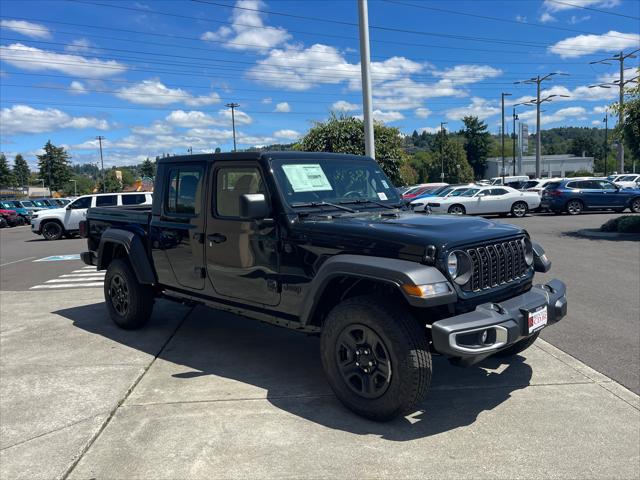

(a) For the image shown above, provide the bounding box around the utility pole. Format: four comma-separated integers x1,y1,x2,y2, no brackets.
440,122,447,181
187,146,193,155
512,107,518,176
71,179,77,197
515,73,569,178
47,150,52,196
358,0,375,159
96,135,105,192
225,102,239,151
603,114,609,177
501,92,511,182
589,49,639,174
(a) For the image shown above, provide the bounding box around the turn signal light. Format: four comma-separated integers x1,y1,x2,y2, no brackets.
402,282,450,298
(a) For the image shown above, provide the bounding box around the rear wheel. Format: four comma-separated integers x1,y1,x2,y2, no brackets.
566,199,583,215
320,295,431,421
42,221,63,240
448,204,466,215
510,201,528,218
104,258,154,329
494,332,540,357
630,198,640,213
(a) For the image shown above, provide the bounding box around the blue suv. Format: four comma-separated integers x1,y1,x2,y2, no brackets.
541,178,640,215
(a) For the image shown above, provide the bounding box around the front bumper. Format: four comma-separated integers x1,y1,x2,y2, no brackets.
431,279,567,364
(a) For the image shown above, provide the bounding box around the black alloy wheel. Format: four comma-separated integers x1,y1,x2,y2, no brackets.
109,273,130,317
335,324,392,399
42,221,63,240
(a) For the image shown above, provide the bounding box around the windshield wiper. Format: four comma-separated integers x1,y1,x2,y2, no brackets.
339,199,398,210
290,201,356,213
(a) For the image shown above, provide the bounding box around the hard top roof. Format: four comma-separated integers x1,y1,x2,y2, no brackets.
156,151,373,164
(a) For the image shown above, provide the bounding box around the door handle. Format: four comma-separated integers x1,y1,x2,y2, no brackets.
207,233,227,244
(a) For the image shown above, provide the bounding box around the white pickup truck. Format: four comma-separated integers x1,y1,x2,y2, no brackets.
31,192,152,240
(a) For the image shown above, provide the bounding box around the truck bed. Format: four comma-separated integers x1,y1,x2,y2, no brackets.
87,205,152,226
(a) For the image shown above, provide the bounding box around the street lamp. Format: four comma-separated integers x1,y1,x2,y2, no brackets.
512,108,519,176
603,114,609,178
501,92,512,181
36,178,45,189
439,122,447,181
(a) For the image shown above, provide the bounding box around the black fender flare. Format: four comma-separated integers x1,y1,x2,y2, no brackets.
97,228,156,284
300,254,456,326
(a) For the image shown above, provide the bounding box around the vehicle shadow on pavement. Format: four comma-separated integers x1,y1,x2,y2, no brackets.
53,302,533,442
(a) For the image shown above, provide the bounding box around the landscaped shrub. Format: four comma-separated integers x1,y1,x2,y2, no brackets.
600,215,640,233
600,218,619,232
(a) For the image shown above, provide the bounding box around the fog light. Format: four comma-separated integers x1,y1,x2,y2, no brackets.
479,329,488,344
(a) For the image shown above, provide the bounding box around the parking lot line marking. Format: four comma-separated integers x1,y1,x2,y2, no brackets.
30,282,104,289
71,269,101,273
34,254,81,262
46,278,105,283
0,256,36,267
60,272,106,277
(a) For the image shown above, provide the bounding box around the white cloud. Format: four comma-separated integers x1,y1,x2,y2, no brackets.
432,64,502,85
591,119,602,126
592,105,609,114
515,15,527,22
511,81,619,106
0,20,51,39
69,81,87,95
356,110,404,123
131,122,174,135
115,80,220,106
165,108,252,127
0,43,127,78
568,15,591,24
218,108,252,125
274,102,291,112
415,107,431,118
273,129,300,140
64,38,93,53
446,97,500,121
543,0,620,12
549,31,639,58
0,104,109,135
200,0,290,52
332,100,359,112
419,127,441,134
261,97,272,104
539,12,557,23
518,106,588,125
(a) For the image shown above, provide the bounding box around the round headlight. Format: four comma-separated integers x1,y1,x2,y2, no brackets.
523,238,534,266
447,252,458,278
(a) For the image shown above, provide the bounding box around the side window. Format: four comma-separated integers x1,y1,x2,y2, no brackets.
597,180,616,190
215,167,265,217
96,195,117,207
122,194,147,205
166,167,203,216
492,188,508,195
69,197,92,209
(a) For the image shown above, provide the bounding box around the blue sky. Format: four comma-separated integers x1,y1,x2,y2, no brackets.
1,0,639,167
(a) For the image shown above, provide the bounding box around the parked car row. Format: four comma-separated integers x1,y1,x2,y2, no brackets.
0,208,26,227
541,178,640,215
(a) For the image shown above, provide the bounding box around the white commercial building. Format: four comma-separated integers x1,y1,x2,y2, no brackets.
485,154,594,179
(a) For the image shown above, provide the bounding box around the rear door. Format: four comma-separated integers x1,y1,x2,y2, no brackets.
205,162,280,306
64,196,93,230
152,163,206,290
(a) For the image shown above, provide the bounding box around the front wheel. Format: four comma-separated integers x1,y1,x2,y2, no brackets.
510,201,528,218
448,204,466,215
566,199,583,215
104,258,154,329
41,221,63,240
320,295,432,421
630,198,640,213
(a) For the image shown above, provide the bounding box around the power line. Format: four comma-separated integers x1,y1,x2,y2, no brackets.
546,0,640,20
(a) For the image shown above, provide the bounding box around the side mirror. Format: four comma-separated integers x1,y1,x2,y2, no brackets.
476,192,486,197
239,193,269,220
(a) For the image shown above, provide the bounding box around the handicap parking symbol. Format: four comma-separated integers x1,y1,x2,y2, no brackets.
34,254,81,262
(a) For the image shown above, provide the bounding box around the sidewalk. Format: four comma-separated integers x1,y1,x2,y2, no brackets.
1,289,638,479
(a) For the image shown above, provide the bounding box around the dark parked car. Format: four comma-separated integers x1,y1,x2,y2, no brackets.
541,179,640,215
81,152,567,420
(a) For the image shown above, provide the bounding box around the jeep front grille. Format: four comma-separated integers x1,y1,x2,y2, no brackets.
463,239,528,292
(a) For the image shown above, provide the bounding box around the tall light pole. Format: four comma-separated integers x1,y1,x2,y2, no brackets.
225,102,239,151
603,114,609,177
358,0,375,159
501,92,512,181
440,121,447,181
36,178,45,189
96,135,105,192
589,49,639,173
515,73,569,178
512,108,518,176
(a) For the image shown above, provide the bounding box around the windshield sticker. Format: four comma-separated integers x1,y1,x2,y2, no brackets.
377,192,388,201
381,180,389,189
282,164,333,192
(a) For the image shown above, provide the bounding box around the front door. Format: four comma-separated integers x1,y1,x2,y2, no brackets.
205,163,280,306
152,163,206,290
596,180,626,208
64,196,92,230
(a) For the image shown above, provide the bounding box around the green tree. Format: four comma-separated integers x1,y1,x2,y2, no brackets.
139,157,156,178
119,167,136,186
62,175,95,196
298,114,404,185
96,169,122,193
37,140,72,191
461,116,491,179
408,151,433,183
12,154,30,187
429,135,474,184
398,161,418,186
612,72,640,166
0,153,15,187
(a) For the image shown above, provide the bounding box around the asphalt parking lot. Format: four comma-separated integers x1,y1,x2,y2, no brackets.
1,213,638,479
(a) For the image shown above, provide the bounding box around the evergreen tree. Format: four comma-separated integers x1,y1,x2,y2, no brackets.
0,153,14,187
37,141,72,191
13,154,30,187
461,116,492,179
140,157,156,178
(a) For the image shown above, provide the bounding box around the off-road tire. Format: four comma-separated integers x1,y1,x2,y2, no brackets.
320,295,432,421
448,204,466,215
41,221,63,240
494,331,540,357
630,197,640,213
566,199,584,215
511,201,528,218
104,258,154,330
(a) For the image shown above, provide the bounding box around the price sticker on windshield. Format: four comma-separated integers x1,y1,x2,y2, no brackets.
282,164,333,192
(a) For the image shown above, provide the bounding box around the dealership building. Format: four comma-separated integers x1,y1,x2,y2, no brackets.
484,154,594,179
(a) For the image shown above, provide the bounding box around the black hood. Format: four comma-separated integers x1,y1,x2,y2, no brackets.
291,211,525,260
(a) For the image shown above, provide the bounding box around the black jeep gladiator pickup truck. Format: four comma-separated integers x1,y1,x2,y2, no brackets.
81,152,567,420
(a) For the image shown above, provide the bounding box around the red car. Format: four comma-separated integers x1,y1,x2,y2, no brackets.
0,209,24,227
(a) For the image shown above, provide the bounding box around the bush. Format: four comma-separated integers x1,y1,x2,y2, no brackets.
600,215,640,233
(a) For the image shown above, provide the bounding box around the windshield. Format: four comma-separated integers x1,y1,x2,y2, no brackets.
20,201,35,207
271,158,401,209
460,188,481,197
430,185,451,196
32,200,47,207
0,202,14,209
449,188,470,197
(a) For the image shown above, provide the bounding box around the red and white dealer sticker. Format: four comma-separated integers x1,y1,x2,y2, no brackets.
528,306,548,333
